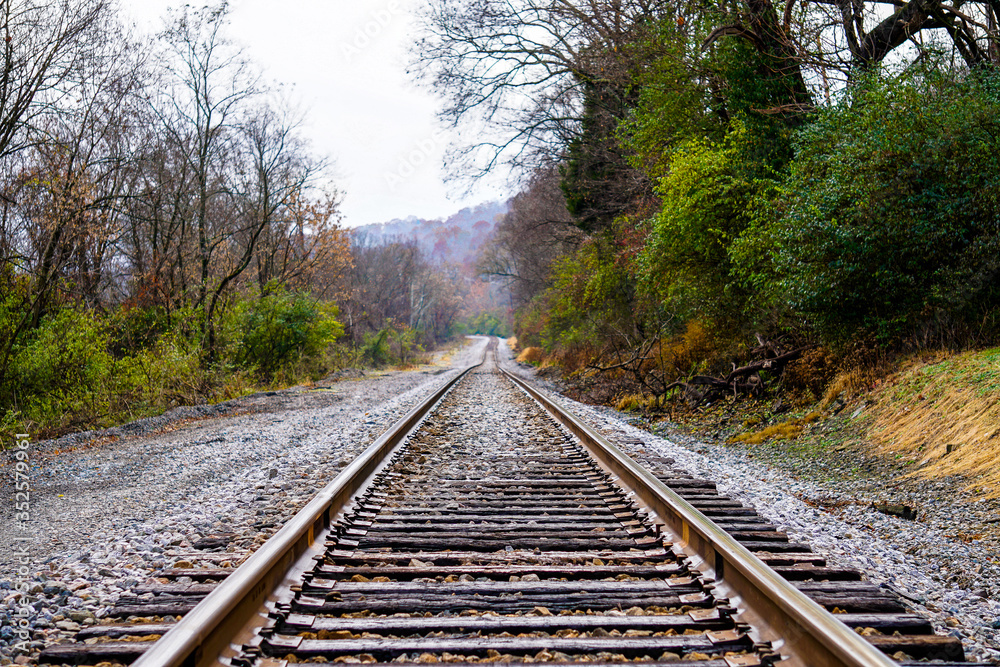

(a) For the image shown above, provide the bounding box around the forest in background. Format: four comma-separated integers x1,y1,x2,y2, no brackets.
428,0,1000,409
0,1,507,441
5,0,1000,441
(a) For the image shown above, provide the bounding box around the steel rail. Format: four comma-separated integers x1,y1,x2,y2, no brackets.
501,367,898,667
132,353,486,667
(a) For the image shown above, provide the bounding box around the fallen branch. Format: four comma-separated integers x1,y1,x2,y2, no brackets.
671,346,812,407
724,347,808,382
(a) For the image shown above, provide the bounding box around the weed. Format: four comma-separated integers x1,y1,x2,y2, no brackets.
516,347,545,365
730,411,823,444
615,393,668,412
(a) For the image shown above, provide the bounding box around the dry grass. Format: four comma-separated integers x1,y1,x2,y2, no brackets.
822,356,898,405
516,347,545,365
506,336,518,351
865,347,1000,496
783,347,837,405
647,321,716,379
615,393,667,412
729,411,823,444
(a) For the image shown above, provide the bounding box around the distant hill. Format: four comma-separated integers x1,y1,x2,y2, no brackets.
352,201,509,270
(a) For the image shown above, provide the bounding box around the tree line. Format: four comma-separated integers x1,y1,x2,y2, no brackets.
422,0,1000,405
0,1,476,439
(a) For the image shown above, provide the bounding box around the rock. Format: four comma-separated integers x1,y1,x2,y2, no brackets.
192,535,232,550
873,503,918,521
171,561,194,569
771,397,790,415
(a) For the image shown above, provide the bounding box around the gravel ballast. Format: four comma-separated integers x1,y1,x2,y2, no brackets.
0,339,487,664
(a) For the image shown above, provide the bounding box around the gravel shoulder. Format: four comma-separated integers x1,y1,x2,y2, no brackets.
0,337,488,663
498,342,1000,664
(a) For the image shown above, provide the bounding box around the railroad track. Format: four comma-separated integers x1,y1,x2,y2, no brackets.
40,340,986,667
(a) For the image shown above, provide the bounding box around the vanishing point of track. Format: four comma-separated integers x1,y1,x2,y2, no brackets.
41,339,985,667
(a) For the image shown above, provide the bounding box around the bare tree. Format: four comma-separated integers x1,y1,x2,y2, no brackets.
709,0,999,89
121,122,194,309
121,4,349,323
478,165,582,307
0,4,149,390
0,0,116,161
824,0,999,71
342,234,426,340
154,2,259,316
236,100,330,292
414,0,668,181
253,187,349,297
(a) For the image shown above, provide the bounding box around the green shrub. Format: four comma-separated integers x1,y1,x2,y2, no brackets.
14,309,113,415
639,121,777,326
542,239,626,351
0,290,349,438
0,274,33,396
136,331,208,404
761,65,1000,343
106,305,173,357
9,309,134,431
361,322,423,368
236,289,344,379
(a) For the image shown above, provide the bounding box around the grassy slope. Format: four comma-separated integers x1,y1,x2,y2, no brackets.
866,347,1000,495
667,347,1000,498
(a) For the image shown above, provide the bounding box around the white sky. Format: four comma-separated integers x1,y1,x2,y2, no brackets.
118,0,508,227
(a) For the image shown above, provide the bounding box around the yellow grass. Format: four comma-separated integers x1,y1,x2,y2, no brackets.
866,347,1000,497
506,336,518,350
615,393,667,412
730,411,823,445
516,347,545,365
821,353,897,405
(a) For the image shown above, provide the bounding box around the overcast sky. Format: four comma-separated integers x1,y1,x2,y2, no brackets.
118,0,508,227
